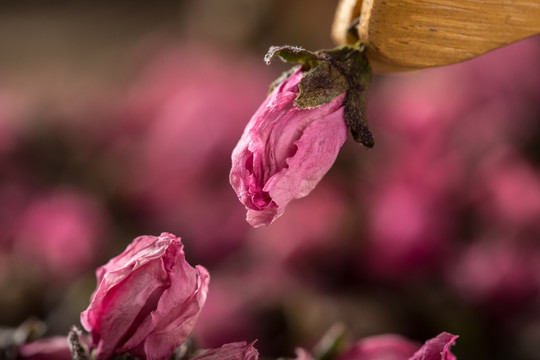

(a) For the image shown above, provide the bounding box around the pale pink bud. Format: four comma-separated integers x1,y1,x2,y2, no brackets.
230,69,347,227
80,233,210,360
191,341,259,360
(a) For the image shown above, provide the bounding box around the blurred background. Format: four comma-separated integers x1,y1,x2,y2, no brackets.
0,1,540,359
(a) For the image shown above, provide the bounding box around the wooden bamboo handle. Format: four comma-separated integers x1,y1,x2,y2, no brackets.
332,0,540,72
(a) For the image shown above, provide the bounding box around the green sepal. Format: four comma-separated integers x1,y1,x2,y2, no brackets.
265,43,374,148
294,61,349,109
265,45,321,70
344,87,374,147
320,45,373,147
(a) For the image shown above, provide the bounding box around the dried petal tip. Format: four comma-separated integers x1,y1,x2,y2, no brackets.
410,332,459,360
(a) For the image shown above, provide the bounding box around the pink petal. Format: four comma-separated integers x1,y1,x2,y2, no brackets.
409,332,459,360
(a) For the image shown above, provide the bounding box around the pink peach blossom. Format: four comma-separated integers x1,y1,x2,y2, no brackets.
449,238,538,305
13,190,106,281
363,181,451,279
230,68,347,227
81,233,210,360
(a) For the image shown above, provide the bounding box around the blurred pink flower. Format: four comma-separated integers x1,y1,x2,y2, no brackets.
17,336,72,360
367,38,540,165
449,238,538,305
12,189,107,281
120,46,270,207
230,68,347,227
81,233,210,360
250,185,346,261
357,38,540,285
191,341,259,360
474,151,540,229
194,277,257,349
363,181,451,279
194,264,295,349
337,332,458,360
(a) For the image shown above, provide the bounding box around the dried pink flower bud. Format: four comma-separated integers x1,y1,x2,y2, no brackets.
190,341,259,360
230,68,347,227
80,232,210,360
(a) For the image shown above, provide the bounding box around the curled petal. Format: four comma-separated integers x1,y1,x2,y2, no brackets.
409,332,459,360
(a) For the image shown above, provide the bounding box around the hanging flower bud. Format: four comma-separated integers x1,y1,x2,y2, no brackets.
230,68,347,226
80,233,210,360
230,44,373,227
